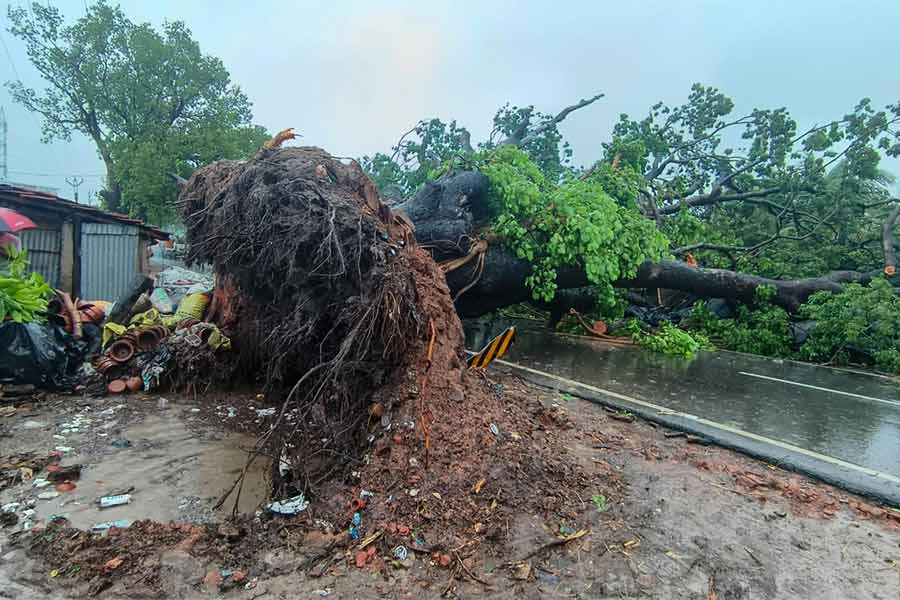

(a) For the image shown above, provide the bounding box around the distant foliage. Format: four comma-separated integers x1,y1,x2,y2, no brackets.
799,278,900,373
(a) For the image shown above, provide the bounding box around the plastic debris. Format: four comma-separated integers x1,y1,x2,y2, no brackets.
54,446,74,453
348,525,360,539
360,489,375,498
393,545,408,561
312,589,332,596
104,557,125,572
489,423,500,436
352,512,362,526
99,494,132,508
111,439,132,448
266,494,309,515
2,502,20,513
37,491,60,500
255,407,276,417
33,478,51,488
149,287,174,314
92,519,132,532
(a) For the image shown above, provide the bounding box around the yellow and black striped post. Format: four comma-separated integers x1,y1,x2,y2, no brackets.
467,326,516,369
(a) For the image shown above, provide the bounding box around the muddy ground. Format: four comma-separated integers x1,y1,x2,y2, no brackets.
1,374,898,599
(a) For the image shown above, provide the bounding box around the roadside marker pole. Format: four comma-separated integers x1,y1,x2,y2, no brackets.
467,326,516,369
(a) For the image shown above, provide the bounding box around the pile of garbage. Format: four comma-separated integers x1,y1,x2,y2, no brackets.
0,250,232,393
88,270,232,396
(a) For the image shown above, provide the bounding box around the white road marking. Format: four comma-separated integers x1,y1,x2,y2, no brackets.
490,357,900,487
738,371,900,409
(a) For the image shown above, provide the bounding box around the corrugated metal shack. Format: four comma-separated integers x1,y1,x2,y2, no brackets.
0,184,169,301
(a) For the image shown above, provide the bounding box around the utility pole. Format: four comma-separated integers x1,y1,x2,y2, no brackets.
66,176,84,202
0,107,7,182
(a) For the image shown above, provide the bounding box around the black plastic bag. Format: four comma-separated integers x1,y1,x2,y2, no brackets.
0,321,76,389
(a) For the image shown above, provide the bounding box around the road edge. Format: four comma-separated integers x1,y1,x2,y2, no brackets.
490,358,900,509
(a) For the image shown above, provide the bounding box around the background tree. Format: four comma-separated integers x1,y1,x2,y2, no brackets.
6,1,267,223
361,94,603,199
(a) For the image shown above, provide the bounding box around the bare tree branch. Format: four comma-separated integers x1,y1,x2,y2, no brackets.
500,93,605,146
658,187,783,215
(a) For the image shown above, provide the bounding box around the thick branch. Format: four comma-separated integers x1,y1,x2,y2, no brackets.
658,187,783,215
500,94,604,147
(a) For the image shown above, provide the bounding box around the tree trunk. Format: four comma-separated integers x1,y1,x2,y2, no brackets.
97,149,123,213
397,171,880,317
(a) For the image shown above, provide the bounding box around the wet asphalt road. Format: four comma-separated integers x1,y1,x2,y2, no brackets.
465,320,900,500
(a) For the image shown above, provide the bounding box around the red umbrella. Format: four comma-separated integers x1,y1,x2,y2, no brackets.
0,208,36,233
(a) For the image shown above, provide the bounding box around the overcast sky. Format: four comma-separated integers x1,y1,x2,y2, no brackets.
1,0,898,208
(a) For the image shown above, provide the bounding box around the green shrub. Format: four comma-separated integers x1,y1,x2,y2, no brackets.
687,287,794,358
799,278,900,373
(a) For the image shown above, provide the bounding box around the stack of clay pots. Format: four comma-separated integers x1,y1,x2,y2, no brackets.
96,324,171,394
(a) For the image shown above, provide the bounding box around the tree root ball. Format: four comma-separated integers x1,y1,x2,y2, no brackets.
178,146,467,492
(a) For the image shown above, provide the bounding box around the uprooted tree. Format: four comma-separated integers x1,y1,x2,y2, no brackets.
176,144,593,535
366,86,900,320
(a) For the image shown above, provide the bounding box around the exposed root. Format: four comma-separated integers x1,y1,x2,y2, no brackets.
180,147,444,496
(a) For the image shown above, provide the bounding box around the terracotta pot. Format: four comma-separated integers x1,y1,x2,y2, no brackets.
107,379,127,394
108,339,136,363
94,357,116,373
125,376,143,392
55,482,76,493
136,329,160,350
78,304,106,324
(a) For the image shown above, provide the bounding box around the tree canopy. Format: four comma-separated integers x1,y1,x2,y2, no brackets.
6,1,267,224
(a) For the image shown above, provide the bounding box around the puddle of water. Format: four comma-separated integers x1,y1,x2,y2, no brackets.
34,410,270,529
